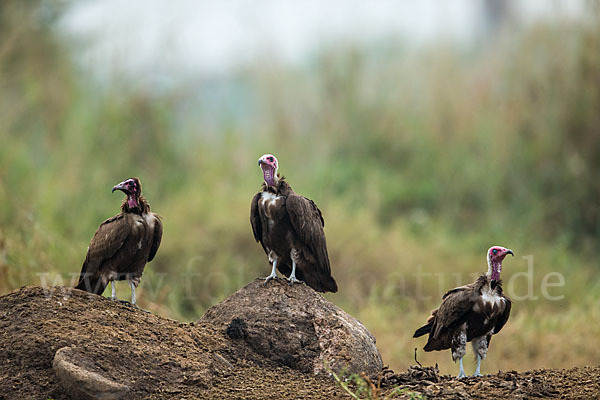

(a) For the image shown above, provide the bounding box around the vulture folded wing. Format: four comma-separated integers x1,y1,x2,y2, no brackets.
250,192,266,252
285,194,330,273
76,214,132,293
147,215,163,262
432,285,478,338
82,214,132,272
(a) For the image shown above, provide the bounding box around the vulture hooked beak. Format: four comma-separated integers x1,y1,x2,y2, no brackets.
505,249,514,256
258,159,264,166
112,181,129,194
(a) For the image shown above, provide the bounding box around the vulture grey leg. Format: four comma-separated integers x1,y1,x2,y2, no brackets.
474,354,482,377
288,260,300,285
110,281,117,301
130,281,136,305
288,249,300,285
452,325,467,379
471,335,488,377
457,357,466,379
263,256,278,285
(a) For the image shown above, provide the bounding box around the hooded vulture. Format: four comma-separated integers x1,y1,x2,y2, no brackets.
75,178,162,304
250,154,338,293
413,246,514,378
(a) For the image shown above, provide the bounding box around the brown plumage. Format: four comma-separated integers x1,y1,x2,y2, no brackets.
75,178,162,304
413,246,513,378
250,154,337,293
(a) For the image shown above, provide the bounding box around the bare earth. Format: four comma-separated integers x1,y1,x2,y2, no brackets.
0,286,597,399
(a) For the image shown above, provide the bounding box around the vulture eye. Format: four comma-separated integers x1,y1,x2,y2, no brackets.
492,249,498,255
268,157,274,162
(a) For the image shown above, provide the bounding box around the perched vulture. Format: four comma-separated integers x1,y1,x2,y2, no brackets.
75,178,162,304
250,154,337,293
413,246,514,378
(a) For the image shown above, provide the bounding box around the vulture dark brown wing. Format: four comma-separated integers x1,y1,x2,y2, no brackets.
250,192,266,252
147,214,163,262
83,214,132,271
285,194,330,274
76,214,132,293
431,285,478,338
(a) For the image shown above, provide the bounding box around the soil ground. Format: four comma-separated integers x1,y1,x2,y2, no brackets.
0,286,597,399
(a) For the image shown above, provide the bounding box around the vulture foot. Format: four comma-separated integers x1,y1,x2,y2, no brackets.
263,260,278,286
131,304,151,313
262,275,278,286
118,301,150,313
288,258,300,285
472,372,483,378
287,276,300,285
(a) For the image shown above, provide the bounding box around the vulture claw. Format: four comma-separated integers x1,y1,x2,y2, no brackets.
119,301,150,313
472,373,483,378
263,275,277,286
287,276,300,285
131,303,151,313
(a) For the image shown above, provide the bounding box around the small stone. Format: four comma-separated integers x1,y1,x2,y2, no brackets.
53,347,129,400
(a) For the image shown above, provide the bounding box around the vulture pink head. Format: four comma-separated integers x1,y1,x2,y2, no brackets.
486,246,514,281
112,177,142,209
258,154,279,187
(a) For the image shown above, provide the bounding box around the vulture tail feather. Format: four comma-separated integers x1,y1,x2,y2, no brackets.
413,322,433,338
322,276,338,293
75,274,107,295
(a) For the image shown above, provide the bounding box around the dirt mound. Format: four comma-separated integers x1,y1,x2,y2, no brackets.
200,278,383,376
0,286,342,399
0,285,598,399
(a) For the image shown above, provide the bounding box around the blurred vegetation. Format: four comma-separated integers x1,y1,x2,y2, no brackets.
0,0,598,374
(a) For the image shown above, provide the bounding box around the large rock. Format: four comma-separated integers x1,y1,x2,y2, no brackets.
200,278,383,377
